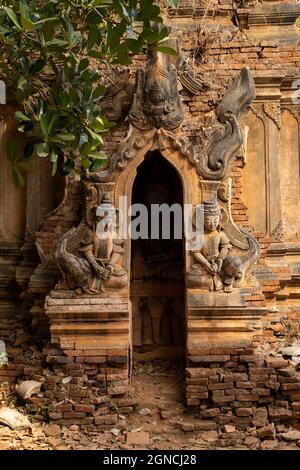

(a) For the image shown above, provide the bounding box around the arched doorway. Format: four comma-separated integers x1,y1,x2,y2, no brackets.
130,151,185,360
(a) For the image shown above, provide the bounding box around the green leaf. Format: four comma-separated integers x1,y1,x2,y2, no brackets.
156,46,177,56
36,142,49,158
61,158,75,175
89,117,108,132
78,58,89,73
4,7,22,31
88,152,107,162
50,149,58,163
6,137,19,162
92,85,106,100
92,0,113,6
85,127,103,144
116,42,130,65
126,38,141,54
40,111,68,139
141,28,160,45
51,160,57,176
46,39,69,48
15,111,31,122
90,158,106,172
136,5,160,21
21,16,35,31
19,1,30,20
87,25,102,50
49,132,75,144
12,167,25,186
88,50,103,59
107,21,126,53
81,158,91,170
30,58,45,74
17,76,27,91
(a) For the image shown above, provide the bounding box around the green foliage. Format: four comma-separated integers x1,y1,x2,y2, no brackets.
0,0,171,185
38,403,49,420
0,351,8,368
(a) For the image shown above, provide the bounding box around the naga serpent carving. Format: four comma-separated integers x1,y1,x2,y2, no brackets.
55,38,258,295
90,65,255,183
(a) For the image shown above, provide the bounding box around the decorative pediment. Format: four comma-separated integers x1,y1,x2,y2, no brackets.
90,47,255,183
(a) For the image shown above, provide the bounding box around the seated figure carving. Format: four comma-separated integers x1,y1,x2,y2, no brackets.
77,194,128,294
187,201,242,293
55,193,128,295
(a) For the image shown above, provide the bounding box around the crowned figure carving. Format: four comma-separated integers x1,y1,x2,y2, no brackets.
55,189,128,295
187,200,243,293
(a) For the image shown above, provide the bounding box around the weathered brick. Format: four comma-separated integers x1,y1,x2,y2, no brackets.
63,411,86,419
94,414,118,425
189,355,230,363
84,357,106,364
208,383,234,390
186,368,216,378
74,404,95,413
236,408,253,417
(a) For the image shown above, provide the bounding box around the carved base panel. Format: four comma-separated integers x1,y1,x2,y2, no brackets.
186,288,268,349
45,289,131,397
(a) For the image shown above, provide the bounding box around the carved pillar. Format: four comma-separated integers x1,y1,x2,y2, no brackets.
266,78,300,316
244,74,283,236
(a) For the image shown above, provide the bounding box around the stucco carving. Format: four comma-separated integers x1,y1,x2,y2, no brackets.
187,180,259,292
90,65,255,183
55,186,128,294
263,103,281,129
54,40,258,295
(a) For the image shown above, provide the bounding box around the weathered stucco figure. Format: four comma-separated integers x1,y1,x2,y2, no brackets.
55,192,128,294
188,201,243,292
77,194,127,294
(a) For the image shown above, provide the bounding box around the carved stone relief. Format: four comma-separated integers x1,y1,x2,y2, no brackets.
132,296,185,349
187,180,259,292
55,185,128,294
54,39,259,297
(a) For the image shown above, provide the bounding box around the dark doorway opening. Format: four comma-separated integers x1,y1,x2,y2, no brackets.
131,151,185,361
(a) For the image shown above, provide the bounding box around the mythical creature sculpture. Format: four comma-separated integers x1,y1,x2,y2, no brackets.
55,190,128,295
100,67,134,121
128,48,184,131
187,200,243,292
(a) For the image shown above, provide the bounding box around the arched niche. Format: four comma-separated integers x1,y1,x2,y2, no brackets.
113,138,200,274
130,151,186,357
